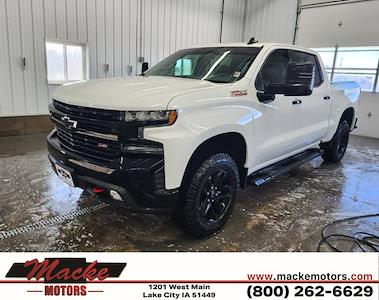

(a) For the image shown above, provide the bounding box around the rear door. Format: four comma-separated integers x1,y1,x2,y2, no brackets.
287,50,332,144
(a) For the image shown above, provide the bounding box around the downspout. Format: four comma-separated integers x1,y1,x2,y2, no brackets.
139,0,143,61
219,0,225,42
241,0,249,42
292,0,301,44
136,0,143,74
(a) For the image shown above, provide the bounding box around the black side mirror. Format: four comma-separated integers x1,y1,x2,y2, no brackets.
259,62,315,101
141,62,149,74
256,92,275,103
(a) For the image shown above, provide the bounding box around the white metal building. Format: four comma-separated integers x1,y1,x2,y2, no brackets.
1,0,377,138
0,0,378,252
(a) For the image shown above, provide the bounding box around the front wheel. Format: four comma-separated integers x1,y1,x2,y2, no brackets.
321,120,350,163
174,153,240,237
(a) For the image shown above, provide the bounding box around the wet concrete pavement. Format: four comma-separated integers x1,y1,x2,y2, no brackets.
0,134,378,252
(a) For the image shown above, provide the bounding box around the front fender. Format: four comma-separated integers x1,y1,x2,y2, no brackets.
144,104,254,190
323,83,360,142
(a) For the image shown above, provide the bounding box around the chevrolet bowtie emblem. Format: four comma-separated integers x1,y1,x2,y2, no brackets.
61,116,78,129
97,143,108,149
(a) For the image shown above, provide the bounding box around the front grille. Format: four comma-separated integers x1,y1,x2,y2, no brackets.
56,126,122,162
51,100,126,135
51,99,124,162
54,100,123,122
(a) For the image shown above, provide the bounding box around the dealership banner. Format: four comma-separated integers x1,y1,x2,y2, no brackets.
0,253,377,299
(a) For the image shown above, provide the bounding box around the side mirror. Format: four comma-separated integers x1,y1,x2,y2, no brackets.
141,62,149,74
259,62,315,102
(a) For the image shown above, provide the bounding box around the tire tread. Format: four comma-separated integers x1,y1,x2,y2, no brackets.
173,153,239,237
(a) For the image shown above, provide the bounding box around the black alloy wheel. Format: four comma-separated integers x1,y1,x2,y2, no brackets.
322,120,350,163
198,169,233,224
174,153,240,237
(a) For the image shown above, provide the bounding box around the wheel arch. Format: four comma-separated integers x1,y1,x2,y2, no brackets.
340,107,355,129
181,132,248,189
322,106,355,151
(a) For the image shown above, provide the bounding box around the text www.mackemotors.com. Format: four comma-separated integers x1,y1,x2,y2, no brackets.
247,273,374,281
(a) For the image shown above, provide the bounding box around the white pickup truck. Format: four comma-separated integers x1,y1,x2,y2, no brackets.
48,42,360,237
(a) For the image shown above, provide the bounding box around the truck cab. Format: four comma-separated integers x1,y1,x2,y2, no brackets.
48,42,360,237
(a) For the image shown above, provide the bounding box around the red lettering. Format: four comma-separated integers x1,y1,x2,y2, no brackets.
23,259,110,281
54,268,70,280
24,259,60,281
80,285,87,296
71,268,84,280
44,285,86,296
61,285,67,295
82,261,109,280
53,286,60,295
44,285,54,295
97,268,110,280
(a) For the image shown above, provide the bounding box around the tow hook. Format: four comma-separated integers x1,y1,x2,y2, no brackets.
93,187,106,193
87,187,105,195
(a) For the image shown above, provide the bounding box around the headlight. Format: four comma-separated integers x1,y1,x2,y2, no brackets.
124,110,177,126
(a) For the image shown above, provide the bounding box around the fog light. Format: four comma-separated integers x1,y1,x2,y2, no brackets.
110,190,123,201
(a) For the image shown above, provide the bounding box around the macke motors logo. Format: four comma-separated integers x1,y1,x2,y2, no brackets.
6,258,126,296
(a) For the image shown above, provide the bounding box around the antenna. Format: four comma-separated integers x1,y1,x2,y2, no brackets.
247,37,258,45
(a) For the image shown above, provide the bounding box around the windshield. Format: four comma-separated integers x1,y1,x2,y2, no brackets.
144,47,262,83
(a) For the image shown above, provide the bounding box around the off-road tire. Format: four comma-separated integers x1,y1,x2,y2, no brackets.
173,153,240,237
321,120,350,163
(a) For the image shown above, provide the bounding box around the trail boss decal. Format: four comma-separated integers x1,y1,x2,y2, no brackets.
231,90,248,97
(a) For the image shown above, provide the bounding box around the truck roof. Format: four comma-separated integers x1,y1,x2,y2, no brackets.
186,42,318,55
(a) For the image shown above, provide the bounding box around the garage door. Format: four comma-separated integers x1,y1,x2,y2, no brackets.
295,0,379,47
295,0,379,139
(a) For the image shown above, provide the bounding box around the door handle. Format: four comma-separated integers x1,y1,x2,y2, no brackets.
324,95,331,100
292,99,302,105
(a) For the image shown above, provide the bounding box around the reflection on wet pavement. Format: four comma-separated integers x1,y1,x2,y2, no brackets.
0,134,378,251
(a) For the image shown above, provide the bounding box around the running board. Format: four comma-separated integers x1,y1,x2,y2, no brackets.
248,149,323,186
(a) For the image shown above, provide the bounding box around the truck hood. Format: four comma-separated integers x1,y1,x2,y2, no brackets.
52,76,217,110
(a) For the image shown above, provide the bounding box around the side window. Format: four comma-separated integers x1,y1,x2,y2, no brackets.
288,50,323,87
255,49,324,91
255,49,290,91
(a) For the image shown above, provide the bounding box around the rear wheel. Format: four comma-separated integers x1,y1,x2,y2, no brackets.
174,153,239,237
322,120,350,163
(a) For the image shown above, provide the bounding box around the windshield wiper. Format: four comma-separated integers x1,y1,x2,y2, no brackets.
203,78,229,83
173,75,193,79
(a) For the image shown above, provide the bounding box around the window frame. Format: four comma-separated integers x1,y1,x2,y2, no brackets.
45,39,88,85
288,49,324,88
254,48,324,92
313,46,379,93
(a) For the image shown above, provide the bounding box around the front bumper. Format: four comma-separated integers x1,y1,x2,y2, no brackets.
47,130,178,213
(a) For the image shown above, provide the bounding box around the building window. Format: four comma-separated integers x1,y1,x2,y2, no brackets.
45,40,87,84
313,46,379,92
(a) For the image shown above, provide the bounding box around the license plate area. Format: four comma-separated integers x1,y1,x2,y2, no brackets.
55,164,75,187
